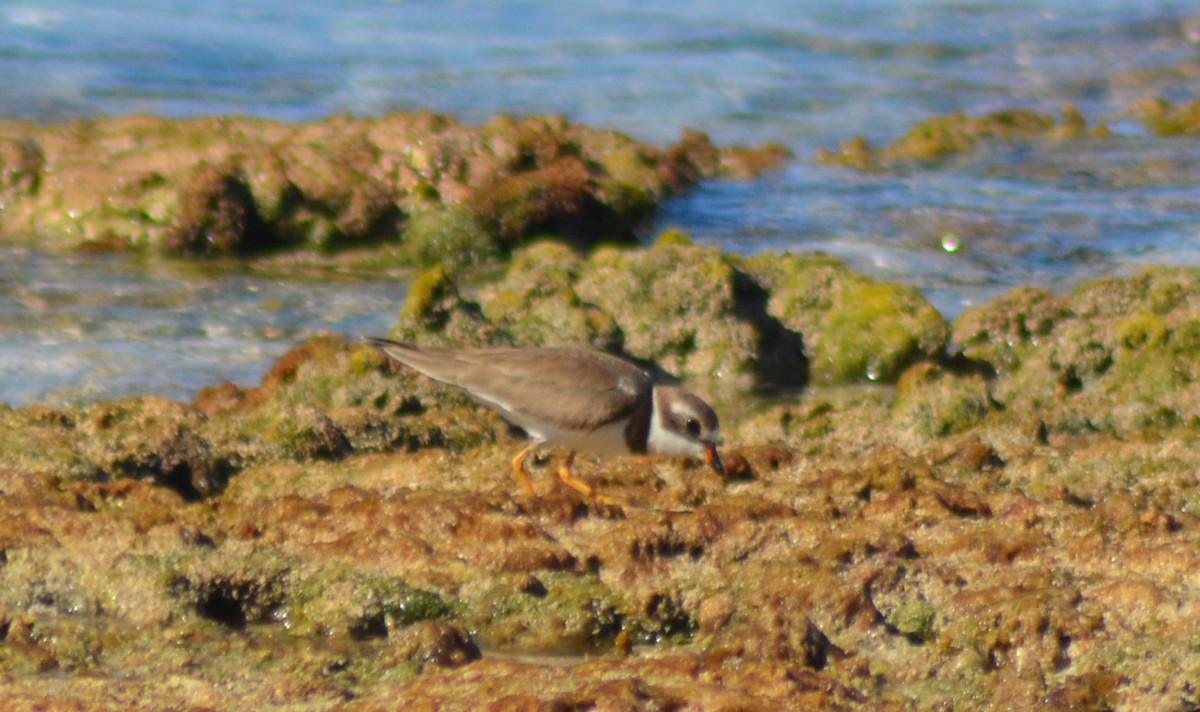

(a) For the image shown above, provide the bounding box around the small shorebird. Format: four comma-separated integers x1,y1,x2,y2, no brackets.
368,338,723,499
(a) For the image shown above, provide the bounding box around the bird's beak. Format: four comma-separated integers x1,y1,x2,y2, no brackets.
704,442,724,475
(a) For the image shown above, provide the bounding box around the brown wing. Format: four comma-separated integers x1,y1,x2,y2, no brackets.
369,339,651,431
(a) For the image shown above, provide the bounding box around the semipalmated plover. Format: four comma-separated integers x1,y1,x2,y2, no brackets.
368,338,723,499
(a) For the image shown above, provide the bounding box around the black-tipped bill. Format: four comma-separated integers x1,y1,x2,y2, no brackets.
704,442,724,475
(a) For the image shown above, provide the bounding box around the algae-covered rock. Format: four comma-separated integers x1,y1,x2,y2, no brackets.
399,204,498,269
195,334,502,459
393,237,807,394
464,571,629,653
883,108,1056,162
817,104,1109,170
953,266,1200,434
1132,97,1200,136
0,395,230,499
389,237,950,393
572,240,806,392
951,285,1064,375
79,397,231,499
479,241,623,352
885,598,936,643
0,334,505,505
5,279,1200,708
744,251,948,385
286,566,454,639
166,160,277,256
892,362,993,438
390,263,510,347
0,113,787,265
0,135,42,201
10,233,1200,708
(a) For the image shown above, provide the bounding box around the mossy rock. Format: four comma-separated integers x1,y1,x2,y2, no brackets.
400,204,499,269
479,241,623,352
886,599,937,643
817,104,1109,170
572,240,805,392
464,571,630,653
744,252,947,385
393,264,509,347
951,266,1200,434
66,396,230,499
1132,98,1200,136
886,109,1057,162
0,113,787,260
398,237,807,394
288,567,453,639
198,335,500,461
892,362,992,438
952,286,1064,374
0,405,100,483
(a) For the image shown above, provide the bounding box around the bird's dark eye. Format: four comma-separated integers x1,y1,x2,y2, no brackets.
684,417,701,438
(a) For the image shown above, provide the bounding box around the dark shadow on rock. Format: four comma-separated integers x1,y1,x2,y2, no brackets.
731,269,809,391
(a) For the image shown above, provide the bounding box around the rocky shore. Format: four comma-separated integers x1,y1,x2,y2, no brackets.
1,110,1198,710
0,112,787,264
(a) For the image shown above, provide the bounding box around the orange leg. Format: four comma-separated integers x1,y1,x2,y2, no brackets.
555,451,592,497
556,452,621,506
510,443,538,497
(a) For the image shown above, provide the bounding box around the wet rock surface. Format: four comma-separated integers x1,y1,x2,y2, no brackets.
3,245,1200,709
0,113,789,263
816,99,1200,172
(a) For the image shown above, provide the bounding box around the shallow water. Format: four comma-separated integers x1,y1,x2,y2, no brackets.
1,1,1198,404
0,249,400,404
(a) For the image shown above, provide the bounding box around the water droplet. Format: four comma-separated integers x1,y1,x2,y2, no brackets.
941,233,960,253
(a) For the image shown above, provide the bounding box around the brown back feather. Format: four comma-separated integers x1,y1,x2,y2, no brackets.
370,340,652,432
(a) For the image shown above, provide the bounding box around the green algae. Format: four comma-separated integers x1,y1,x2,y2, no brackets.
8,243,1200,708
467,572,626,653
0,113,788,265
1132,97,1200,136
744,251,947,385
885,599,936,643
892,362,992,438
653,227,693,247
820,280,947,383
480,241,623,352
465,571,692,654
288,568,454,639
389,236,806,394
817,103,1111,171
393,264,507,346
399,263,456,326
951,266,1200,435
401,205,498,269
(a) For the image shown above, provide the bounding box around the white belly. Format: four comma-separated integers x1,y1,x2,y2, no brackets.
525,417,630,456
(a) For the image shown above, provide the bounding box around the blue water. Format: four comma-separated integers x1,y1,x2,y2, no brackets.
1,1,1198,404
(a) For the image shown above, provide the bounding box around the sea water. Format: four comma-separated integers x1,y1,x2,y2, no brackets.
1,0,1197,404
